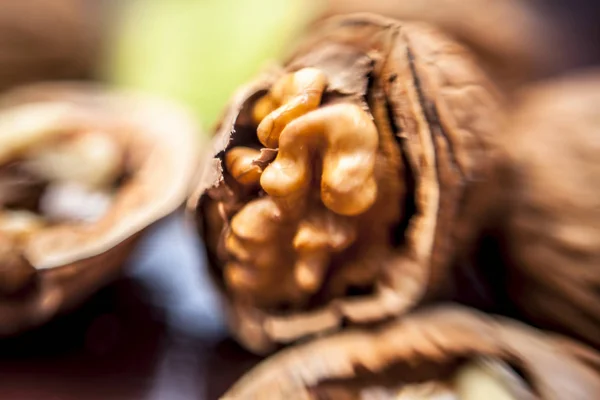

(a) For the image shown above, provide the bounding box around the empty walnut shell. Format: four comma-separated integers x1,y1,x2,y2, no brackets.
190,13,505,353
223,305,600,399
0,82,200,334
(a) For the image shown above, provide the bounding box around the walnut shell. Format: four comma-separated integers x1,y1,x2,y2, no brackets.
190,13,505,353
321,0,574,89
223,305,600,399
497,70,600,352
0,82,200,334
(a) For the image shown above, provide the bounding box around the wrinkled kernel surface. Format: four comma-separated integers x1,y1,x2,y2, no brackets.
212,67,403,309
224,147,263,186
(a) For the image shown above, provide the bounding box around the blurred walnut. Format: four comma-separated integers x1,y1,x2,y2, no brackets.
223,305,600,399
499,71,600,351
320,0,583,90
0,82,200,334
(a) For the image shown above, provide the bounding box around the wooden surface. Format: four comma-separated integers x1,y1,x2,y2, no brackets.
0,214,261,400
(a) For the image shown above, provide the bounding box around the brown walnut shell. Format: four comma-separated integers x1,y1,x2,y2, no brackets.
321,0,575,89
0,82,200,335
223,305,600,400
190,13,505,354
496,70,600,352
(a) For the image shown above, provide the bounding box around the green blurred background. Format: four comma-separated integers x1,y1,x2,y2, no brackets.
104,0,323,132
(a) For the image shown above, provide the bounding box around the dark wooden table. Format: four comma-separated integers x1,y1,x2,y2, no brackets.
0,215,261,400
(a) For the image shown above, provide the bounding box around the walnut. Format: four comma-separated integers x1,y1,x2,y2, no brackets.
498,71,600,352
190,13,504,354
222,305,600,399
0,82,200,334
321,0,578,89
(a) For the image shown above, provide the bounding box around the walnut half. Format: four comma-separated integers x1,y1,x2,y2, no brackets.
223,305,600,400
0,82,200,334
190,13,504,354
